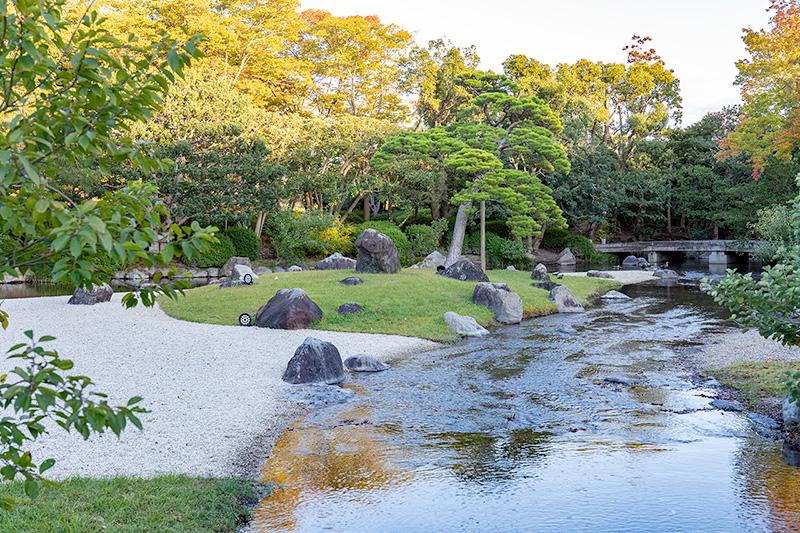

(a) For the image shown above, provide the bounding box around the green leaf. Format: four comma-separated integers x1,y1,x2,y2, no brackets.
24,479,39,500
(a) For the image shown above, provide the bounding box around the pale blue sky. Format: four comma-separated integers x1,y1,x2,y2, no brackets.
300,0,772,125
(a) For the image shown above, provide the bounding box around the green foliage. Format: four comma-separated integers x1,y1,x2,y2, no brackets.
268,211,353,261
355,221,411,261
0,333,146,509
541,228,571,250
404,224,440,257
466,232,528,268
185,234,236,268
223,226,261,260
751,204,798,260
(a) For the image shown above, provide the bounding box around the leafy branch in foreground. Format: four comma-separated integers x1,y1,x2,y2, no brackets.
0,332,147,510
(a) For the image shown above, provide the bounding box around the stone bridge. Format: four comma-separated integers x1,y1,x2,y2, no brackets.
593,240,763,265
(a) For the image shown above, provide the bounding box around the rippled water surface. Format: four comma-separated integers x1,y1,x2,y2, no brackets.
248,266,800,532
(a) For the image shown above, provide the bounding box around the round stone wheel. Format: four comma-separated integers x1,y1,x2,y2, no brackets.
243,273,253,285
238,313,253,327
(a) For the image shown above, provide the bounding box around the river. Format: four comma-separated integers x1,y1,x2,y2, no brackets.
245,263,800,532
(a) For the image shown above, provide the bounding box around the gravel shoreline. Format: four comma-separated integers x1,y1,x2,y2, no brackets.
0,294,439,480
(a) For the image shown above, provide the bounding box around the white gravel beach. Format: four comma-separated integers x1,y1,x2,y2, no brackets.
0,294,439,480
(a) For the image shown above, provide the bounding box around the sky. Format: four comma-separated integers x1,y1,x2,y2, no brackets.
299,0,772,126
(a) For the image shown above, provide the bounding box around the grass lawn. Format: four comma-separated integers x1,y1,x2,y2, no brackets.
0,476,261,533
159,268,621,342
715,360,800,409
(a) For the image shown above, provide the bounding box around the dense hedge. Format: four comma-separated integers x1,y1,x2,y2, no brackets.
185,234,236,268
223,226,260,260
404,224,439,257
466,231,528,268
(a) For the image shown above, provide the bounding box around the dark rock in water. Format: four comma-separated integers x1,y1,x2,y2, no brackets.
282,337,344,384
316,252,357,270
531,281,562,291
748,413,780,430
443,312,490,337
355,229,401,274
255,288,323,330
557,248,576,266
653,268,680,279
471,282,523,324
783,443,800,467
710,399,744,412
218,280,249,289
556,324,578,335
549,285,585,313
439,258,489,282
220,256,251,278
600,290,631,300
287,383,355,408
339,276,364,286
603,376,639,386
68,283,113,305
344,354,389,372
587,270,614,279
337,303,363,316
530,263,549,281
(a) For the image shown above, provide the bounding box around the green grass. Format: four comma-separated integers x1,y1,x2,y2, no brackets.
716,361,800,408
0,475,260,532
159,269,620,342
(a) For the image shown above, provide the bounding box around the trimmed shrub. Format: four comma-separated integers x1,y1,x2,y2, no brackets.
267,210,354,261
541,227,571,250
223,226,260,260
355,221,411,262
404,224,439,258
185,234,236,268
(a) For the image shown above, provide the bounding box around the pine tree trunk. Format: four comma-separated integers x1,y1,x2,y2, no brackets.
445,202,472,267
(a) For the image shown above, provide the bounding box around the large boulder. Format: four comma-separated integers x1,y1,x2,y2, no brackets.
549,285,585,313
530,263,549,281
622,255,649,270
471,282,523,324
255,288,323,330
439,258,489,282
282,337,344,385
231,264,259,282
410,250,446,269
344,355,390,372
316,252,357,270
355,229,401,274
557,248,576,266
67,283,114,305
443,311,490,337
784,393,800,434
221,257,251,278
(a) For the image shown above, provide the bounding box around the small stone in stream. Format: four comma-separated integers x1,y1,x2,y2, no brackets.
443,312,490,337
710,399,744,412
600,290,631,300
603,376,640,386
783,393,800,433
286,383,355,408
556,324,578,335
748,413,780,430
344,355,389,372
337,303,363,316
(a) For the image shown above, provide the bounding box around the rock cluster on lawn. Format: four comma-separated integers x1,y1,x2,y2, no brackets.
221,257,251,278
355,229,401,274
282,337,345,384
255,288,323,330
549,285,585,313
443,312,490,337
339,276,364,285
439,258,489,282
471,282,523,324
67,283,114,305
315,252,357,270
530,263,549,281
409,250,446,269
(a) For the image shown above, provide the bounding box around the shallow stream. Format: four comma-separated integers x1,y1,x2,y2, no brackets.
246,264,800,532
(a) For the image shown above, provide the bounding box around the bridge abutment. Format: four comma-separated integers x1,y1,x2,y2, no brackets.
707,251,732,265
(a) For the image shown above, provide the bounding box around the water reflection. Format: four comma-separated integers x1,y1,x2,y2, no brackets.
247,265,800,532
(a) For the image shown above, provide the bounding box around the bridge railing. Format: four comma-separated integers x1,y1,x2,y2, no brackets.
593,240,763,254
